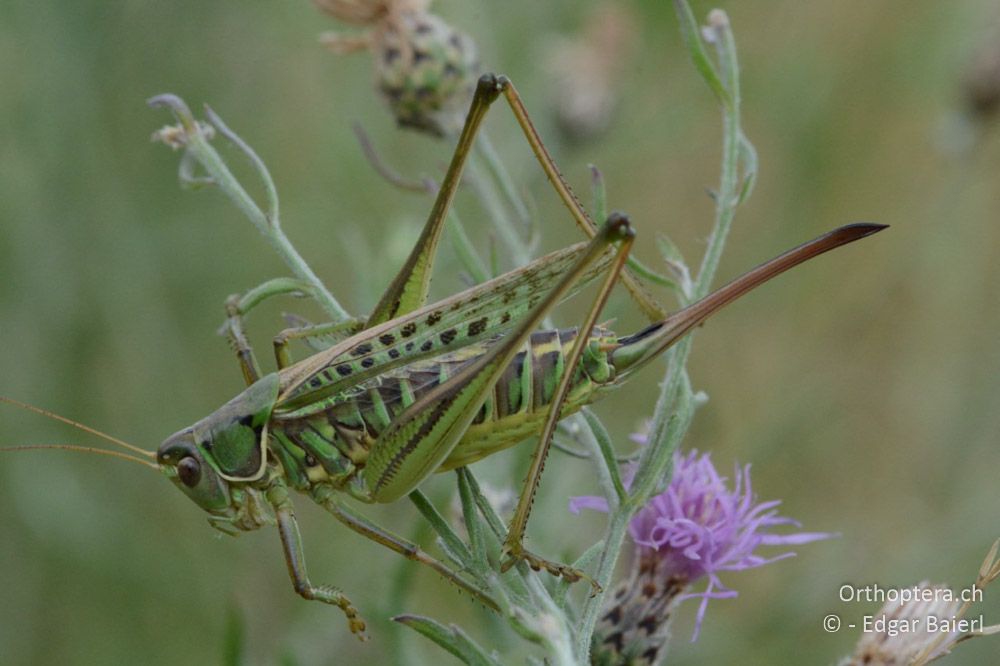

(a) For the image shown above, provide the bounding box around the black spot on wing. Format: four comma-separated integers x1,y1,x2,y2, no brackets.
350,342,373,357
467,317,488,337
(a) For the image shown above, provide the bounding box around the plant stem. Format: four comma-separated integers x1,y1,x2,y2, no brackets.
574,4,749,658
148,94,350,322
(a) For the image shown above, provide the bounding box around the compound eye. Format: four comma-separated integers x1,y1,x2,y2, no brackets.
177,456,202,487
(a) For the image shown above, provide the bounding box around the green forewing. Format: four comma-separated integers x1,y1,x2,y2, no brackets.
276,242,613,414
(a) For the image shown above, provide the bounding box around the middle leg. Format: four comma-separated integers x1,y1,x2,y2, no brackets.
499,213,636,592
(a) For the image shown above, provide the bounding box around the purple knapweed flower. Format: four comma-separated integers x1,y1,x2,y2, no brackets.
572,446,834,643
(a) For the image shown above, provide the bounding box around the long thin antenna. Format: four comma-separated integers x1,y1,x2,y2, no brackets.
0,444,158,469
1,396,154,458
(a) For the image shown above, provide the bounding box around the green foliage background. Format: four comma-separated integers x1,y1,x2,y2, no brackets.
2,1,999,664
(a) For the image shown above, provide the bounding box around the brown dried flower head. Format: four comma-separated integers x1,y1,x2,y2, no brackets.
315,0,479,136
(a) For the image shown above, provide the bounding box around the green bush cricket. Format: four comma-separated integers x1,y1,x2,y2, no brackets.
2,75,885,638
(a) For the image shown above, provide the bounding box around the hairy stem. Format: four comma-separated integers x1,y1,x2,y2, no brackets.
575,4,750,657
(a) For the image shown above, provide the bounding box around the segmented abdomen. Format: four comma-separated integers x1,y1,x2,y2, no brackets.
441,327,617,468
271,326,618,486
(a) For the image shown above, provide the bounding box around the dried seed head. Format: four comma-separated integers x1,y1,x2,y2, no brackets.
839,583,964,666
316,0,479,136
313,0,429,25
371,11,478,136
150,121,215,150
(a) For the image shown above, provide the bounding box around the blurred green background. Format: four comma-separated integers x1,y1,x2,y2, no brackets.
2,1,1000,664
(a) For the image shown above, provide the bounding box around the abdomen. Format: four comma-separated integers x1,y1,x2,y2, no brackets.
440,327,617,469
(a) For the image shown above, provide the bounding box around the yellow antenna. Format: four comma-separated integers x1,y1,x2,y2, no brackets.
0,444,158,469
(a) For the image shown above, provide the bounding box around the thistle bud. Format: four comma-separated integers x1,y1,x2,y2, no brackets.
314,0,479,136
590,555,684,666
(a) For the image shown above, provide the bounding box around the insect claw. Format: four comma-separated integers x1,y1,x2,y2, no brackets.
341,603,368,640
350,621,369,642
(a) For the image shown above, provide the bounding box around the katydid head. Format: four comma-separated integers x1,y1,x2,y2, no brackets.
156,373,280,528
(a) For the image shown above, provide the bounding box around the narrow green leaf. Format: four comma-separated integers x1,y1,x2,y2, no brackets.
552,540,605,612
409,490,473,568
236,277,315,313
457,468,488,574
672,0,730,107
737,132,758,204
581,408,626,503
590,164,675,289
394,615,501,666
654,233,689,296
205,104,280,226
221,604,245,666
624,256,676,288
447,210,490,284
459,470,535,607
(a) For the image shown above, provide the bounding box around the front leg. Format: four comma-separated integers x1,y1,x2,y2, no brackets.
223,293,262,386
266,482,368,639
